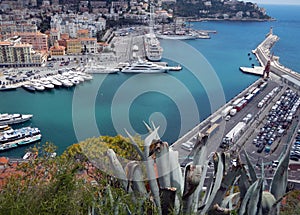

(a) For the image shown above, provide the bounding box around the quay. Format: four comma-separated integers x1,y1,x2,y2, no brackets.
171,30,300,182
239,66,264,76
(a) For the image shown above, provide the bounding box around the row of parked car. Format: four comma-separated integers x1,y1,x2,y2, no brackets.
253,88,300,154
290,130,300,161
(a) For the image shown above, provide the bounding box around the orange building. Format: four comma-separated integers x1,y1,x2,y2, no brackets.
50,40,66,56
14,31,48,52
77,29,89,38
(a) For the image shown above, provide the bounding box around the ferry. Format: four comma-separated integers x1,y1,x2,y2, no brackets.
0,113,33,126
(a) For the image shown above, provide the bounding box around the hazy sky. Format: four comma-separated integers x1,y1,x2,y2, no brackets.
250,0,300,5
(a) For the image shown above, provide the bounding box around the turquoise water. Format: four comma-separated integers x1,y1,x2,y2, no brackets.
0,5,299,157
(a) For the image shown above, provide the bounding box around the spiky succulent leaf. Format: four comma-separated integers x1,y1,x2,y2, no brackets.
191,160,209,213
247,178,263,215
169,150,183,194
145,157,162,214
212,165,242,206
125,161,147,195
107,149,131,192
221,192,240,209
125,129,145,160
239,179,258,215
200,152,224,215
239,165,251,199
155,141,171,188
270,147,290,200
244,150,257,183
193,135,208,165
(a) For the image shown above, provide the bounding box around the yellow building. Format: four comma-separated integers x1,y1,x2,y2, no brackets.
0,37,46,67
66,39,81,55
50,40,66,56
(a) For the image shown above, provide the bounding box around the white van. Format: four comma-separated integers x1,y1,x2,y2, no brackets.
181,142,194,151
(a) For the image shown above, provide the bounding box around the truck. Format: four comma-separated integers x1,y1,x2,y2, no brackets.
205,123,219,137
221,106,233,117
232,98,244,107
210,114,222,124
252,88,260,96
230,108,237,116
245,94,254,103
221,122,246,148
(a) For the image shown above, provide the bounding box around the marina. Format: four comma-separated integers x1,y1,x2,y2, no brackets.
0,127,42,151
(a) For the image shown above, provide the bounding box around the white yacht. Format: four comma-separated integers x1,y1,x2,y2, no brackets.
121,59,166,73
31,81,45,91
0,113,33,126
144,33,163,62
48,77,62,87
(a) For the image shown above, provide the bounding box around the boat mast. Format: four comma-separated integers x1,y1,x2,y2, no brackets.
150,4,155,34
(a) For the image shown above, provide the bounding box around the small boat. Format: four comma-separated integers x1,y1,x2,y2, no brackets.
0,125,11,131
0,85,18,91
48,78,62,87
22,84,36,92
18,134,42,145
31,82,45,91
70,78,80,85
0,142,18,151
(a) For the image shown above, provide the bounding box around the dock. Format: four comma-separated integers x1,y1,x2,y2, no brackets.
239,66,264,76
253,31,300,80
170,29,300,181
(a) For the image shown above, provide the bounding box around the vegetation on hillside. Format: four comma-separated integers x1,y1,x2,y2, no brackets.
0,135,299,214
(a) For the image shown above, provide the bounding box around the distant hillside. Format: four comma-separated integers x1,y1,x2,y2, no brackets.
163,0,271,20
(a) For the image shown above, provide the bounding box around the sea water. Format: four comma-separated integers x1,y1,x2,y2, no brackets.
0,5,299,157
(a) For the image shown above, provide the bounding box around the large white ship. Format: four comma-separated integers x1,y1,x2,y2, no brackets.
144,33,163,62
121,59,166,73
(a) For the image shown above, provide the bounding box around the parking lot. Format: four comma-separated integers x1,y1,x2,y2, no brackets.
240,86,300,165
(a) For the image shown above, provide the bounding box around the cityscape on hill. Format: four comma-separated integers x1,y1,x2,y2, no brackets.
0,0,300,214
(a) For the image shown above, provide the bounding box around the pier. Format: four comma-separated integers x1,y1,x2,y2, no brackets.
170,30,300,183
253,31,300,80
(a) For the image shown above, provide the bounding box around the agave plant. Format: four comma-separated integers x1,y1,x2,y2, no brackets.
105,124,290,215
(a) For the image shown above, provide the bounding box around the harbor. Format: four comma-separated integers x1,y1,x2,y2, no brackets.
170,30,300,182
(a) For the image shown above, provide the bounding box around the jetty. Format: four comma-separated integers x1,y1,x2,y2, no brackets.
252,28,300,80
239,66,264,76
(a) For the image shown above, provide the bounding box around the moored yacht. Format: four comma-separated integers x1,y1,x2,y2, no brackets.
144,33,163,62
0,127,42,151
121,59,166,73
0,113,33,126
22,84,36,92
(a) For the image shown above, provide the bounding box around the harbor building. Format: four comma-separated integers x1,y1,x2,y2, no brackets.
80,38,98,54
0,36,46,67
14,31,48,52
50,40,66,56
77,29,89,38
66,39,82,55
